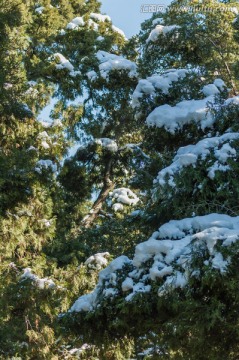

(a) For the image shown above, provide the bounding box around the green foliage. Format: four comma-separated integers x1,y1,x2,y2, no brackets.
0,0,239,358
139,0,239,92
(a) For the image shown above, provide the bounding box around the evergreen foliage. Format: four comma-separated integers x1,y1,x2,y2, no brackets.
0,0,239,358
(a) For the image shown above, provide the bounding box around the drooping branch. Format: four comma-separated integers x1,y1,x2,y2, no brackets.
196,32,238,95
206,36,238,95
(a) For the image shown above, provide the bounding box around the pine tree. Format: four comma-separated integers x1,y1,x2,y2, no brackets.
65,1,239,359
0,0,112,358
1,0,239,358
0,0,146,357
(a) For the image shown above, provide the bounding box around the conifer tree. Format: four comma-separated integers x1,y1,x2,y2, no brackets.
66,1,239,359
1,0,239,358
0,0,145,357
0,0,113,357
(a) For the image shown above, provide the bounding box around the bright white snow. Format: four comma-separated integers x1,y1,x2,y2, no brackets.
53,53,74,72
110,188,139,206
66,17,85,30
95,138,118,152
88,51,137,81
154,132,239,187
132,69,189,109
85,252,110,270
111,25,127,39
35,6,45,14
90,13,111,22
69,256,131,312
21,268,56,289
52,53,81,77
65,13,126,39
112,203,124,212
69,213,239,312
147,24,180,43
146,95,214,133
202,84,220,97
142,79,228,133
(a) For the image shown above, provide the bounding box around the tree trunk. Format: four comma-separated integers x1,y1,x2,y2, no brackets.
81,157,114,228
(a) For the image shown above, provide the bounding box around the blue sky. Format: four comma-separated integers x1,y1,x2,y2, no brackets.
101,0,172,37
